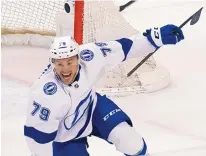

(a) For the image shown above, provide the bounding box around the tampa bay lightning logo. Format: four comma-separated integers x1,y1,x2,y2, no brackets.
43,82,57,95
80,49,94,61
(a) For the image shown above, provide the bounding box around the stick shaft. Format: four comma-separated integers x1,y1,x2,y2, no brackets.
127,7,203,77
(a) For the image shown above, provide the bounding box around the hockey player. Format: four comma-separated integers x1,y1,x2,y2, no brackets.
24,23,184,156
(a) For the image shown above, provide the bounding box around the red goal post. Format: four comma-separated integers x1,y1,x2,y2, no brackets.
1,0,170,96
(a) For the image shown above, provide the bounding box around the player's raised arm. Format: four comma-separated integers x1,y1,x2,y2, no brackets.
93,24,184,66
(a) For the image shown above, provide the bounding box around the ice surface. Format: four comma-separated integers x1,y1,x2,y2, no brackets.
1,0,206,155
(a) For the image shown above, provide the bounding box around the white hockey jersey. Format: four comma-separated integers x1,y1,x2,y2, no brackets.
24,35,155,156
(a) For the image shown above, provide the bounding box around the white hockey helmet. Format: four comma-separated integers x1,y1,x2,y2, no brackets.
49,35,79,60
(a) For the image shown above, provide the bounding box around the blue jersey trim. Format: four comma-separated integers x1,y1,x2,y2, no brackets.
74,100,94,139
24,126,57,144
64,91,93,131
72,90,92,125
116,38,133,61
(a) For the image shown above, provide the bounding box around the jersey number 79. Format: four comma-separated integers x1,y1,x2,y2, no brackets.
31,101,50,121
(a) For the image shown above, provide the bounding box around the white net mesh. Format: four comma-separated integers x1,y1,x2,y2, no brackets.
1,0,63,35
1,0,170,96
82,1,138,43
81,1,170,95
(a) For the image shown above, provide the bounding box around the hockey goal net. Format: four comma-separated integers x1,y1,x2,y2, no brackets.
1,0,170,96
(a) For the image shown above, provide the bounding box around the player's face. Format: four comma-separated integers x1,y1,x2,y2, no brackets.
54,55,79,85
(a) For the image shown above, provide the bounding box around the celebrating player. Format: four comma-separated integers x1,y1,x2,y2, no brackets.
24,23,184,156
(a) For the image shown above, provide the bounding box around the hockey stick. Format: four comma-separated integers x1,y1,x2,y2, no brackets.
119,0,137,12
127,7,204,77
65,1,137,13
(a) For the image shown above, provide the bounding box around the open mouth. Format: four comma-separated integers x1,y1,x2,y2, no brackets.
61,73,72,80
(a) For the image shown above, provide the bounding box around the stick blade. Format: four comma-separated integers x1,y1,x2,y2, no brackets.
190,7,204,25
119,0,136,12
